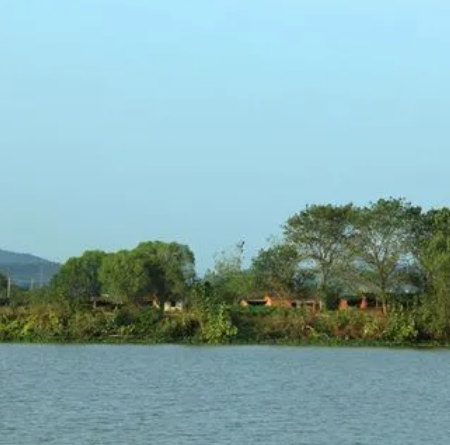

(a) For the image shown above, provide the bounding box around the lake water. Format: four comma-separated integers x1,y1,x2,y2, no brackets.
1,345,449,445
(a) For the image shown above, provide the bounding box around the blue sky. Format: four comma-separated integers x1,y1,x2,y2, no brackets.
1,1,449,271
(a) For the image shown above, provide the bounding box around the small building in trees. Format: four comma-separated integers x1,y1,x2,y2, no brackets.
91,295,125,310
292,299,323,312
239,295,323,311
135,295,161,308
164,300,185,312
338,295,378,312
239,295,287,308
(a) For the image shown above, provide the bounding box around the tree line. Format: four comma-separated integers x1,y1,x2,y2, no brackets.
13,198,450,304
3,197,450,338
48,241,196,305
2,197,450,343
203,197,450,338
207,198,448,299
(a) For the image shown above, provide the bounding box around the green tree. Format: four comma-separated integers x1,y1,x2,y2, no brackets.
99,241,196,303
99,250,155,303
134,241,196,300
349,198,422,309
190,281,237,344
409,208,444,294
205,242,253,303
251,243,314,298
0,272,7,293
50,250,106,302
283,204,354,299
421,208,450,339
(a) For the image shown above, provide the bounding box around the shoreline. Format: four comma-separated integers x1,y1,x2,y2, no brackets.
1,337,448,349
1,304,447,348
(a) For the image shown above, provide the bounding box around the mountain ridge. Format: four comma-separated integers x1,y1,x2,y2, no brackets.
0,249,61,287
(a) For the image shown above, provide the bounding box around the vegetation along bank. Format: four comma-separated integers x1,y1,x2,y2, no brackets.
2,197,450,346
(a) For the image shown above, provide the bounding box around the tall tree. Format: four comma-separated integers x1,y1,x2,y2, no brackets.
251,243,313,298
349,198,422,307
99,241,196,303
420,208,450,339
99,250,156,303
283,204,354,298
0,272,7,293
134,241,196,299
205,242,253,303
409,208,443,293
51,250,106,302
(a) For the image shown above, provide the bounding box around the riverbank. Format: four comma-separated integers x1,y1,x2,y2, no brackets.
0,303,446,347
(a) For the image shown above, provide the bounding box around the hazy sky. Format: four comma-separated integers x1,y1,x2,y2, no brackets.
1,1,449,271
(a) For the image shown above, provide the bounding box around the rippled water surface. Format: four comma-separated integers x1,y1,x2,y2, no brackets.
1,345,450,445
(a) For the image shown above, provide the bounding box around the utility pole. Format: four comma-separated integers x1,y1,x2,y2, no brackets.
7,276,11,300
39,264,44,288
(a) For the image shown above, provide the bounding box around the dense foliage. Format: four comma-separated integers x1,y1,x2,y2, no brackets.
48,241,195,305
2,198,450,345
0,303,437,346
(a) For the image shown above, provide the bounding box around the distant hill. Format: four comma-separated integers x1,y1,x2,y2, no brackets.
0,249,61,288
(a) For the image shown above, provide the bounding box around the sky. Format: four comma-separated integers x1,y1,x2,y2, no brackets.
1,1,450,272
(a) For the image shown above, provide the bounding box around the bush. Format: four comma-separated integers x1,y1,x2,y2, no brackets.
155,314,200,342
382,306,419,343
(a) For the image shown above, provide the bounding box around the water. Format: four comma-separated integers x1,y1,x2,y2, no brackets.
1,345,449,445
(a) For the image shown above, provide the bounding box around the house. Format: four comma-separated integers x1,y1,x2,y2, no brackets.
339,295,379,312
91,295,125,310
135,295,161,308
239,295,290,308
239,298,268,308
163,300,185,312
292,299,323,312
240,295,323,311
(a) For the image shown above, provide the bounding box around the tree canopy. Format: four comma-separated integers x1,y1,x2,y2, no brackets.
18,198,450,323
250,243,314,298
284,204,354,296
349,198,422,298
50,250,106,302
49,242,196,305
